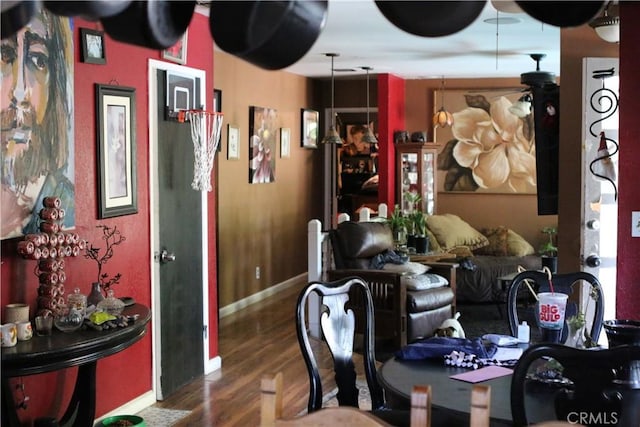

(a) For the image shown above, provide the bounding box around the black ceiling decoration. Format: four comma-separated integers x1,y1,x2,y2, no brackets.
209,0,328,70
374,0,486,38
515,1,606,28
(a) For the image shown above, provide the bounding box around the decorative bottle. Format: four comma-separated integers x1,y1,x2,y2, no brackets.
517,321,530,343
87,282,105,307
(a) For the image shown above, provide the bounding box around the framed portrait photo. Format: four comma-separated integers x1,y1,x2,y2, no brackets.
227,124,240,160
301,108,319,149
80,28,106,64
162,30,188,64
280,128,291,158
95,84,138,218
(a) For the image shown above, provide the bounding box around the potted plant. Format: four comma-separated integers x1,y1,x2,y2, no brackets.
387,205,408,247
411,211,429,254
403,191,421,214
539,226,558,272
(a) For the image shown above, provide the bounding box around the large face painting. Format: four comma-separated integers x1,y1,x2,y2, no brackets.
1,10,75,239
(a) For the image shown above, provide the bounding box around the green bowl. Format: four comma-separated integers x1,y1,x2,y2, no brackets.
98,415,146,427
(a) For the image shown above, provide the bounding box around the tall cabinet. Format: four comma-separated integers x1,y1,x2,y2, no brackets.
396,143,440,214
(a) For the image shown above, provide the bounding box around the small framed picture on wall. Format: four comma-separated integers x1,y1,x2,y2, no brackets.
301,108,319,149
162,30,188,64
280,128,291,158
80,28,106,64
227,124,240,160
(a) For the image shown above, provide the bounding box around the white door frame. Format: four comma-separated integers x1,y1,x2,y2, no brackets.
147,59,211,400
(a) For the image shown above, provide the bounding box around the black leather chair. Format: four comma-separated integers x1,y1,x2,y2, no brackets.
506,270,604,344
511,343,640,427
296,276,409,426
327,221,456,349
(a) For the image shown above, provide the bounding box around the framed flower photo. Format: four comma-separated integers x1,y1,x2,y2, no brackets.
433,88,536,194
301,108,319,149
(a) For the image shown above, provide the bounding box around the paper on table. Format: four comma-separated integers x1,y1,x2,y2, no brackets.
493,346,523,361
450,366,513,383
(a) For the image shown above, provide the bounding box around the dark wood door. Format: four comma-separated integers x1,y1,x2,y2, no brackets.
156,70,204,398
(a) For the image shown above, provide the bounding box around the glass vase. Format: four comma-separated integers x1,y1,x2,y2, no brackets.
87,282,105,307
565,323,585,348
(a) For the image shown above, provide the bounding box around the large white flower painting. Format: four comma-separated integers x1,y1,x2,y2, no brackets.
436,91,537,194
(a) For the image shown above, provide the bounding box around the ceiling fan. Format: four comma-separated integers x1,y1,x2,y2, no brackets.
520,53,557,88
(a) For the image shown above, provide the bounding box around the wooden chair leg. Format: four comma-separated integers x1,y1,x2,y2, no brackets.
469,384,491,427
261,372,283,427
410,385,432,427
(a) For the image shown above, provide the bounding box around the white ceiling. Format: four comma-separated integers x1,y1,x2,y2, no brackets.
279,0,562,80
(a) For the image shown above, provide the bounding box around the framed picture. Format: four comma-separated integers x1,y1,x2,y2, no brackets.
95,84,138,218
80,28,106,64
280,128,291,158
162,30,188,64
227,124,240,160
301,108,319,149
214,89,222,151
433,87,536,194
249,106,277,183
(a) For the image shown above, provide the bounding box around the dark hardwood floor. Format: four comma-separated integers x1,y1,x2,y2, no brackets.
154,283,366,426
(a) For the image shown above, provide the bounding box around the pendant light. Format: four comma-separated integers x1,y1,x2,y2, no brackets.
433,77,453,128
361,66,378,144
321,53,342,145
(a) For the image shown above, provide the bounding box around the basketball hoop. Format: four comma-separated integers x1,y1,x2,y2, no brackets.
178,109,223,192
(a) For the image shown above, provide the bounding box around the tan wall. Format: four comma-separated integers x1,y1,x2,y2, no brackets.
404,78,558,249
214,50,323,307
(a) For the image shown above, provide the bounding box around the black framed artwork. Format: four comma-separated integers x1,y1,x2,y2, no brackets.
95,84,138,218
80,28,106,65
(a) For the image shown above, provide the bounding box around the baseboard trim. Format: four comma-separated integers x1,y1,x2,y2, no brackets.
219,273,307,318
95,391,156,422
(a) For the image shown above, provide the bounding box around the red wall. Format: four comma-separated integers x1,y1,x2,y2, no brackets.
377,73,406,209
0,11,217,422
616,3,640,318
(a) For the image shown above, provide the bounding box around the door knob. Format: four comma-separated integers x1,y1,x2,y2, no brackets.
586,254,601,268
155,249,176,263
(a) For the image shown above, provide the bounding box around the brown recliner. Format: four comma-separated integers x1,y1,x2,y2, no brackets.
327,220,456,349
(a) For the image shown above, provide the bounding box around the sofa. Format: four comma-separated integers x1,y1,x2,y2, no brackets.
326,220,456,349
422,213,543,304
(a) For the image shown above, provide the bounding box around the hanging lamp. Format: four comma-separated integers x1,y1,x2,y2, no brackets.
433,77,453,128
321,53,342,145
361,66,378,144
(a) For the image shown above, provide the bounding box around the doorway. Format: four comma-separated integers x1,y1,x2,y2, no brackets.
581,57,619,336
148,59,210,399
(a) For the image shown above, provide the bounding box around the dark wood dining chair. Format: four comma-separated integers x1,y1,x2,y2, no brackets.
506,270,604,344
510,343,640,427
260,372,432,426
296,276,410,425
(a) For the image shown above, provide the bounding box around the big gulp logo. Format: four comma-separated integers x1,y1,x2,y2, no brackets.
539,304,561,322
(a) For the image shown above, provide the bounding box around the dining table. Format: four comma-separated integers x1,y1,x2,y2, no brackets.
378,356,555,426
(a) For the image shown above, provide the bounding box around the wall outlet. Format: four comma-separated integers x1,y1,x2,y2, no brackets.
255,266,260,279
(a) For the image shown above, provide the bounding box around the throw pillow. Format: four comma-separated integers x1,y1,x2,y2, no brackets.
382,261,430,276
425,214,489,251
475,226,509,256
506,229,536,256
402,273,449,291
447,246,474,258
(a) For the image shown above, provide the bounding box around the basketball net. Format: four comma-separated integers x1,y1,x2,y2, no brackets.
179,110,223,192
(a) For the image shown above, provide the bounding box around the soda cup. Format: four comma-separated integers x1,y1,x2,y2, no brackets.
537,292,568,343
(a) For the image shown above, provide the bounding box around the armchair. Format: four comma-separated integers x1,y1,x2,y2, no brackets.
321,219,456,349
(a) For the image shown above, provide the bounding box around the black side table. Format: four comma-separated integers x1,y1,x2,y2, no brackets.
1,304,151,427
